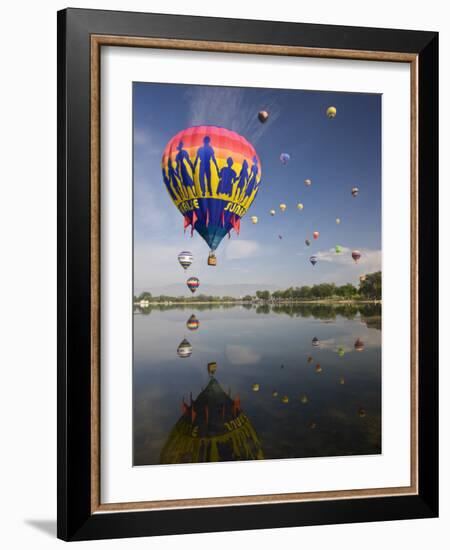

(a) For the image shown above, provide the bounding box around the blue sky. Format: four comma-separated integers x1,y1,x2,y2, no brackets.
133,82,381,297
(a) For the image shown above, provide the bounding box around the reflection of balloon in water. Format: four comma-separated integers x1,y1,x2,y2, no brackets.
336,218,341,224
309,421,317,430
312,336,319,346
281,395,289,404
305,239,311,247
279,203,287,212
352,250,362,263
207,362,217,376
186,314,199,331
177,338,192,358
358,408,367,418
251,215,258,224
351,186,359,197
304,178,312,187
160,377,264,463
297,203,304,210
280,153,290,165
326,106,337,118
310,255,318,267
335,245,342,254
258,110,269,123
272,390,278,397
315,364,323,373
307,355,313,363
354,338,365,352
300,393,309,404
162,126,262,265
270,209,276,216
252,383,260,392
337,346,345,357
339,377,345,385
187,277,200,293
313,231,319,240
178,250,193,270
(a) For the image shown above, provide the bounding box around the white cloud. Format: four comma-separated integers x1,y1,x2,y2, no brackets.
226,345,261,365
225,239,260,260
313,247,381,271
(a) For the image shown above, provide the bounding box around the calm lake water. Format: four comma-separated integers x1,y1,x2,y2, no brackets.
133,303,381,466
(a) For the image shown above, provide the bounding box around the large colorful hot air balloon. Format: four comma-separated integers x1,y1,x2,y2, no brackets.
352,250,362,263
178,250,193,270
162,126,262,265
310,256,318,267
187,277,200,293
280,153,290,165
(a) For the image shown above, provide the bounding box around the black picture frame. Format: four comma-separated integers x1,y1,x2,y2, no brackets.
57,7,438,541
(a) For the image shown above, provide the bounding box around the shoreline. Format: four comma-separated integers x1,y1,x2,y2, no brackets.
136,299,381,306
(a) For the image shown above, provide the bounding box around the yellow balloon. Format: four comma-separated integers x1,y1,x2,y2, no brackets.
326,106,337,118
279,203,287,212
281,395,289,404
252,383,260,392
297,203,304,211
251,216,258,224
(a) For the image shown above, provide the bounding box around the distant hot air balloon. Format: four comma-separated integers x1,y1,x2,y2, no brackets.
270,209,276,216
281,395,289,404
312,336,319,346
315,364,323,373
251,215,258,224
187,277,200,293
305,239,311,247
186,314,199,331
313,231,319,240
278,235,283,240
207,362,217,376
358,407,367,418
297,203,304,211
352,250,362,263
252,383,260,392
310,255,318,267
336,217,341,224
304,178,312,187
354,338,365,352
326,106,337,118
178,251,193,270
162,126,262,265
279,203,287,212
351,186,359,197
337,346,345,357
280,153,290,165
177,338,192,358
272,390,278,397
300,393,309,404
335,245,342,254
258,110,269,123
307,355,314,364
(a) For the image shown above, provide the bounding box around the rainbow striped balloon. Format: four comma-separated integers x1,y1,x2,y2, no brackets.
162,126,261,255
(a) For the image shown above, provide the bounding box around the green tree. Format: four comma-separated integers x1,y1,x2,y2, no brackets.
359,271,382,299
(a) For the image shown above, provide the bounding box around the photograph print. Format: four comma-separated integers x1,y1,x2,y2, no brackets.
133,81,382,466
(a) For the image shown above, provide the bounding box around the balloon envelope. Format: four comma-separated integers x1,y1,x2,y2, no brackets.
351,186,359,197
305,239,311,246
326,106,337,118
270,209,276,216
313,231,319,240
162,126,261,253
186,314,199,331
177,338,192,358
352,250,362,263
304,178,312,187
178,250,193,270
187,277,200,293
280,153,290,165
251,215,258,224
335,245,342,254
297,203,304,210
310,256,318,266
258,110,269,123
279,203,287,212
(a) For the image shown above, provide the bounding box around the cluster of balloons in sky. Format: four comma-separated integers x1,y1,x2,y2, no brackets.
161,103,362,274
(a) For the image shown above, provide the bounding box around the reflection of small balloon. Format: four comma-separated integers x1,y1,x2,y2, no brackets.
186,314,199,331
304,178,312,187
178,250,193,270
251,215,258,224
307,355,314,364
339,377,345,385
177,338,192,358
358,408,367,418
313,231,319,240
337,346,345,357
326,106,337,118
258,110,269,123
272,390,278,397
352,250,362,263
207,362,217,376
305,239,311,247
351,186,359,197
270,209,276,216
300,393,309,404
297,203,304,210
354,338,365,352
315,364,323,374
280,153,290,165
312,337,319,346
252,383,260,392
281,395,289,404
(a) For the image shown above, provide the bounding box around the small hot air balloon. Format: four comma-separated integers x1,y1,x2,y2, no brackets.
339,377,345,385
354,338,365,352
307,355,314,364
335,245,342,254
337,346,345,357
304,178,312,187
252,383,260,392
178,251,193,270
351,186,359,197
251,215,258,224
358,407,367,418
336,217,341,224
281,395,289,404
312,336,319,346
177,338,192,358
326,106,337,118
300,393,309,404
297,203,304,211
313,231,319,240
258,110,269,123
187,277,200,293
280,153,290,165
315,364,323,374
272,390,278,398
279,203,287,212
278,235,283,240
207,361,217,376
186,314,199,331
310,255,318,267
270,209,276,216
305,239,311,247
352,250,362,263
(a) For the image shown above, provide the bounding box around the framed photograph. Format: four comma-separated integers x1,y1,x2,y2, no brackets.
57,8,438,541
